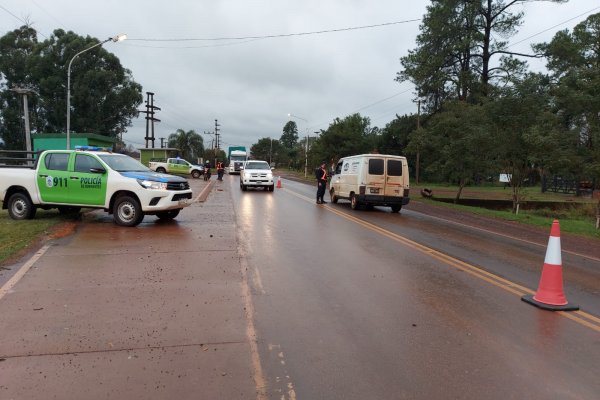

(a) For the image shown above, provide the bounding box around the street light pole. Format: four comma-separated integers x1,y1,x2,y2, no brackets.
66,34,126,149
287,113,309,177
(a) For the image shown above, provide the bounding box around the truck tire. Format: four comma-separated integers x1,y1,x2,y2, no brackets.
191,170,201,179
7,192,37,220
113,195,144,227
330,188,338,204
350,194,360,210
156,167,166,174
391,205,401,213
156,209,180,220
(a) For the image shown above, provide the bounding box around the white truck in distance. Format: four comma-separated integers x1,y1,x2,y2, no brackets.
228,150,247,174
148,158,204,179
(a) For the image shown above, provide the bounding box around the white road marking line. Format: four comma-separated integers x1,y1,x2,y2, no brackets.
0,244,51,301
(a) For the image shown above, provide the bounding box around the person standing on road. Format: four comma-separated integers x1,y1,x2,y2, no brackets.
204,161,211,181
217,160,225,181
315,161,328,204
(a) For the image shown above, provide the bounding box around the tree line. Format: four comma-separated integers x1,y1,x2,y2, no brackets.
252,3,599,211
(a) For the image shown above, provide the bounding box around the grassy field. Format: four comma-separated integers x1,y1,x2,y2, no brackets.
0,209,69,265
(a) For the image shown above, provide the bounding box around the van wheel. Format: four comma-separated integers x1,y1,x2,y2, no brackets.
191,170,201,179
8,192,37,220
391,205,401,213
350,194,360,210
330,189,338,204
113,196,144,226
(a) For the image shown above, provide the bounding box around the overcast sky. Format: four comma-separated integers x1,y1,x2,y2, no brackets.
1,0,598,152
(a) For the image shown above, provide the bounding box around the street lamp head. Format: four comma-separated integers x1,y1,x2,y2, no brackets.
112,34,127,42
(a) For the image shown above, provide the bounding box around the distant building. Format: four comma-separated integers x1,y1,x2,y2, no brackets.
32,133,115,151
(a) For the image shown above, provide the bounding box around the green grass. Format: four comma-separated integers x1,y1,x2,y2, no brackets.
0,209,67,265
414,197,600,239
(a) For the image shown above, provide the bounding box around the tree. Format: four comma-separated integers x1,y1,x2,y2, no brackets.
535,13,600,181
397,0,565,109
422,100,494,202
313,113,377,167
485,74,559,212
0,25,38,149
167,129,204,161
250,138,281,165
280,121,299,168
0,27,143,149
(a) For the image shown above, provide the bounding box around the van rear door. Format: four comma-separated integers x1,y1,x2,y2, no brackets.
384,158,404,197
365,157,385,195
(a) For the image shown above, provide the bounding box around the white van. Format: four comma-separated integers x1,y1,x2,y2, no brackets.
329,154,410,212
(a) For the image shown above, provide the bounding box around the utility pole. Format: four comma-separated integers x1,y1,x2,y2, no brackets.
139,92,161,148
10,87,35,159
416,99,421,185
214,119,221,150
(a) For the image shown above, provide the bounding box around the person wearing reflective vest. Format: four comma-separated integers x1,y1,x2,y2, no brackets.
216,160,225,181
315,162,328,204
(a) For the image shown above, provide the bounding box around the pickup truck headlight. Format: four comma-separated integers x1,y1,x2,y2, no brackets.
137,179,168,190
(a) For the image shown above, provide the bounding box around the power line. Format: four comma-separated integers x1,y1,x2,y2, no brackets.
128,19,421,43
508,6,600,48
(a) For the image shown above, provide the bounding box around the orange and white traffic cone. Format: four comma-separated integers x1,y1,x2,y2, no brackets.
522,220,579,311
276,177,282,189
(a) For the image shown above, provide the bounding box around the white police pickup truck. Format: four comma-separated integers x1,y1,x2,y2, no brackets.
0,147,193,227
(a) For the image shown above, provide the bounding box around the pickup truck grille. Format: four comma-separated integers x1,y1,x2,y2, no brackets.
172,193,193,201
167,182,190,191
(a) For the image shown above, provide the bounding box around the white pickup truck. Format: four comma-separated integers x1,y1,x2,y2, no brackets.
0,147,193,227
148,158,204,179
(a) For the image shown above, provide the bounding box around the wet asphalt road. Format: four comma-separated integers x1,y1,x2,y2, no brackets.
234,176,600,400
0,174,599,399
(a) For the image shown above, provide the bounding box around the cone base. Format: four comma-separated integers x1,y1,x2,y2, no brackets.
521,294,579,311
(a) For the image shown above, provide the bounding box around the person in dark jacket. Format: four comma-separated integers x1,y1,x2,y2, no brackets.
315,162,328,204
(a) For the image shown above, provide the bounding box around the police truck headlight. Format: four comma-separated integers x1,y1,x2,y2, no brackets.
137,179,168,190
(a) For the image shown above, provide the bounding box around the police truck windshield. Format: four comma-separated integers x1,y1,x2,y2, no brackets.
98,154,151,172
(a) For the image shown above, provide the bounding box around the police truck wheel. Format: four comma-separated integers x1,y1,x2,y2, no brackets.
350,194,360,210
156,167,166,174
8,192,36,220
113,196,144,227
191,170,201,179
156,209,180,220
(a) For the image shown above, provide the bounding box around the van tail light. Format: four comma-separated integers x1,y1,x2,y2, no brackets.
359,186,366,195
403,189,410,197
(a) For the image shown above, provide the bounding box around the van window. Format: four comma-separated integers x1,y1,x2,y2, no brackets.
335,161,343,175
368,159,384,175
45,153,69,171
388,160,403,176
